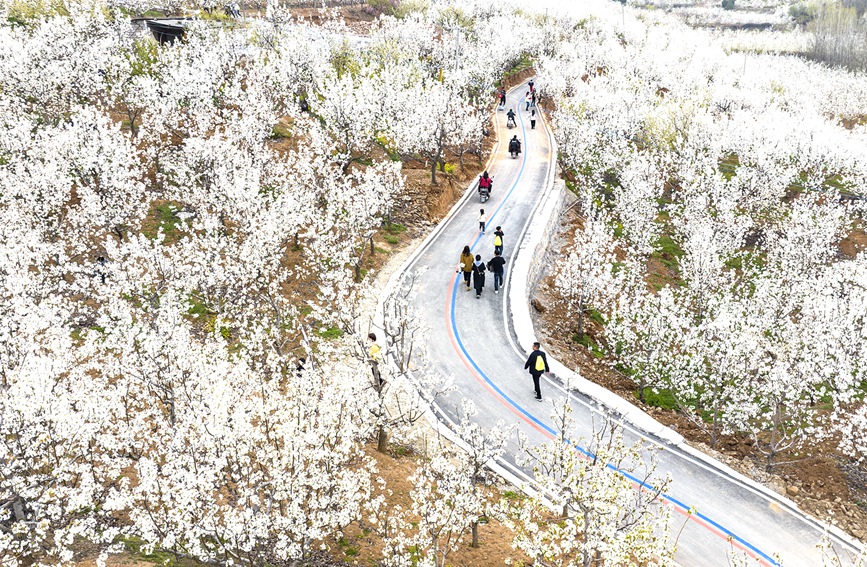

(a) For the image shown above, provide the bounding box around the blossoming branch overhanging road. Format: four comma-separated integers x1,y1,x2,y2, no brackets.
397,80,862,567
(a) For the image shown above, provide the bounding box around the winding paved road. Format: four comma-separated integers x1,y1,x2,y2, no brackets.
394,80,863,566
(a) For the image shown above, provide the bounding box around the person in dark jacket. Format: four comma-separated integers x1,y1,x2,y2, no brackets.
524,342,549,401
472,254,486,298
487,250,506,293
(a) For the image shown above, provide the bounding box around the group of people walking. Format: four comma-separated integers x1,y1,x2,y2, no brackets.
456,213,550,401
501,80,538,130
457,222,505,299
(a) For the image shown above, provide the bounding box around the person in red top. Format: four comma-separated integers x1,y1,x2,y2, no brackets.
479,171,492,192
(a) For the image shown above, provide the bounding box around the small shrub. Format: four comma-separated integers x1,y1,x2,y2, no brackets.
721,0,735,10
270,123,291,139
443,162,457,175
316,326,343,340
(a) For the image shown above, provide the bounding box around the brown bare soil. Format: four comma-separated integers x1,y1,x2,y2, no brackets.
840,220,867,259
533,201,867,543
328,444,527,567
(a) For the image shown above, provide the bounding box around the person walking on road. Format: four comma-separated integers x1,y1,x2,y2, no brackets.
524,91,532,111
472,254,486,298
479,209,487,234
493,226,504,255
458,245,474,291
524,342,549,401
498,88,506,110
487,250,506,293
530,108,536,130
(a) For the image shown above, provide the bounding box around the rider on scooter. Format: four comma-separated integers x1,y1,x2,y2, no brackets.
508,135,521,156
479,171,492,193
506,108,516,128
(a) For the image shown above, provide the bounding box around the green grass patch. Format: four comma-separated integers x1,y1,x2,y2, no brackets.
652,233,684,269
724,255,743,271
120,536,179,566
719,153,739,180
587,309,605,326
502,490,524,501
337,537,360,557
502,54,534,80
389,443,413,457
572,333,605,358
198,8,233,22
187,296,213,317
270,123,291,139
636,387,678,410
143,201,185,242
382,234,400,245
71,325,105,343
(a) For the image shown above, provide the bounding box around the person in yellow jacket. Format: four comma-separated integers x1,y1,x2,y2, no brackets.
457,245,474,291
368,332,383,388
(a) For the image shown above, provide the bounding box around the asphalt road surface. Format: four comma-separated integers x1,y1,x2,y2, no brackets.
397,80,863,567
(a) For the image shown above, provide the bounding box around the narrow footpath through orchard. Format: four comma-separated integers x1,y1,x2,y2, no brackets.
388,79,863,567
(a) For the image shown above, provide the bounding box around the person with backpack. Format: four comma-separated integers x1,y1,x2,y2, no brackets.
487,250,506,293
493,226,504,255
472,254,486,298
498,88,506,110
457,245,474,291
524,342,549,402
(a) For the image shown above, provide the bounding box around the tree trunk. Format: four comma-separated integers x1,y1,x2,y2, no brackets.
370,234,375,256
377,426,388,453
471,521,478,548
430,158,438,185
